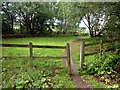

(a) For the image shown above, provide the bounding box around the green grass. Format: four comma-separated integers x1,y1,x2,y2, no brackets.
2,36,86,45
2,36,85,88
2,36,118,88
2,36,90,57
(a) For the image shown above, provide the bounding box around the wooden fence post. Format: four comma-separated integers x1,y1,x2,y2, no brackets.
100,40,103,60
29,42,33,66
80,39,85,69
66,43,71,74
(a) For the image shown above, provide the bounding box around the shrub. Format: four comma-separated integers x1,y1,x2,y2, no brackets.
79,51,120,84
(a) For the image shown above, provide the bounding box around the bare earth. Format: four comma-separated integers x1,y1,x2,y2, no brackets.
64,51,92,89
70,59,92,89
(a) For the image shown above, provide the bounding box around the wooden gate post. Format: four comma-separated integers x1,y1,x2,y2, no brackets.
80,39,85,69
29,42,33,66
66,43,71,74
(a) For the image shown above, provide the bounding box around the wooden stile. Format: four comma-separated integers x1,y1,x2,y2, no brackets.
2,38,119,74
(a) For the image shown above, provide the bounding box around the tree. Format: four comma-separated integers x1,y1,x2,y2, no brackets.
57,2,107,37
73,2,107,37
103,2,120,39
2,2,57,36
13,2,56,35
2,2,15,35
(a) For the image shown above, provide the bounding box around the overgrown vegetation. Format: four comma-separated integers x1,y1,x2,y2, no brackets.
1,2,120,38
80,52,120,85
76,38,120,88
2,59,75,88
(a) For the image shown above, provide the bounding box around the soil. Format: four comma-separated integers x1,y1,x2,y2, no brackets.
94,75,119,86
63,51,92,89
70,59,92,89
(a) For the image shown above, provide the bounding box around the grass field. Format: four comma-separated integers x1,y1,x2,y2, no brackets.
2,36,84,88
2,36,118,88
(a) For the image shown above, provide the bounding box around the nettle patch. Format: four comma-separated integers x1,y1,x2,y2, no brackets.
2,68,71,88
2,59,75,88
79,52,120,87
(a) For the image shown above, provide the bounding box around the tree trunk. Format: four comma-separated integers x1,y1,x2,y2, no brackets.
87,15,93,37
20,22,23,34
11,16,14,34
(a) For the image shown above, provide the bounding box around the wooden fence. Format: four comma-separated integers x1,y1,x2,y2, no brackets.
1,38,120,73
0,42,71,74
81,38,120,68
85,39,120,56
68,38,120,69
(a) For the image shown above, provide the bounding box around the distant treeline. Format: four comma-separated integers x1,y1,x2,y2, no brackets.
1,2,120,38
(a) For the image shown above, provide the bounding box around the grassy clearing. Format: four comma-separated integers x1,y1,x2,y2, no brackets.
2,36,84,88
2,36,85,45
2,36,85,56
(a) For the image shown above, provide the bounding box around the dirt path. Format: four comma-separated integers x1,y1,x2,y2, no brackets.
70,59,92,89
63,51,92,89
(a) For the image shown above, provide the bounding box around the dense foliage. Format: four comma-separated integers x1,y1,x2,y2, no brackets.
2,2,57,36
1,2,120,38
103,2,120,40
78,39,120,87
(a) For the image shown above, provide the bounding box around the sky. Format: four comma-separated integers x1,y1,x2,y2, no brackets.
79,19,89,33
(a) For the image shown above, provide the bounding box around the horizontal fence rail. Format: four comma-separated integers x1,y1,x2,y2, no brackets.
85,48,116,56
1,42,71,74
85,51,99,56
0,44,66,49
2,56,67,60
68,38,120,69
85,39,120,56
1,43,67,60
85,39,120,47
85,42,99,46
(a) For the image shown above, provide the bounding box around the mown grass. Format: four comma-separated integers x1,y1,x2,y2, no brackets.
2,36,86,45
2,36,86,56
